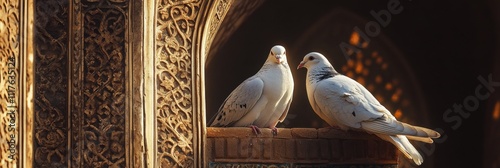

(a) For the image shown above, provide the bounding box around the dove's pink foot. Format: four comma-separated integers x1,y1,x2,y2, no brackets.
271,127,278,136
249,125,261,135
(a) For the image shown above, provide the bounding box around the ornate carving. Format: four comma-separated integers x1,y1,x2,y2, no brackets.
155,0,203,166
0,0,20,166
78,0,128,167
32,0,70,167
204,0,231,56
69,0,131,167
70,0,84,166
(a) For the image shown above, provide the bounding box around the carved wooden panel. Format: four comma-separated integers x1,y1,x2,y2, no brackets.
77,0,129,167
32,0,132,167
33,0,69,167
0,0,20,167
69,0,84,166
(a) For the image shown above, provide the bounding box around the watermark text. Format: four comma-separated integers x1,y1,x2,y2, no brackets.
6,56,17,160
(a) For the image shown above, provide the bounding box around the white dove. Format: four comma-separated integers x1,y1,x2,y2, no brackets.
297,52,440,165
209,45,294,135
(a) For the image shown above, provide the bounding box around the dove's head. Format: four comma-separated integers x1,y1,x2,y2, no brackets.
269,45,287,64
297,52,333,69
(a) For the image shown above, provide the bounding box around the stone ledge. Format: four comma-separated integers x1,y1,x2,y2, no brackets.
207,127,398,166
207,127,383,139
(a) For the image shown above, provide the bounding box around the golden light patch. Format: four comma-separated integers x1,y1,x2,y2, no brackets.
376,57,383,64
357,77,366,86
376,94,385,103
357,52,363,59
371,51,378,58
364,59,372,66
362,69,369,76
493,101,500,121
346,71,354,78
391,93,400,102
394,109,403,119
347,59,354,68
355,61,363,74
349,31,360,46
385,83,393,90
375,75,383,84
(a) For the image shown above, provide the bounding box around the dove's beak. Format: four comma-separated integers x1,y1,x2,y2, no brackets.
275,55,283,64
297,61,305,69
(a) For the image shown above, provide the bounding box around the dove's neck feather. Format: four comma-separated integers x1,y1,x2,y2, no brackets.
308,66,339,83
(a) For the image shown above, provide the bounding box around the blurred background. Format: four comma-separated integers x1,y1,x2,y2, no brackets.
206,0,500,167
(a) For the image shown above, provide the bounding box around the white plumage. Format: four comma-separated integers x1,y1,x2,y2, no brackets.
297,52,440,165
209,45,294,135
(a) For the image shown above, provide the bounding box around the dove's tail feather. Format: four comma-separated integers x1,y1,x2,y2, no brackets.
406,135,434,143
377,134,423,166
361,116,441,138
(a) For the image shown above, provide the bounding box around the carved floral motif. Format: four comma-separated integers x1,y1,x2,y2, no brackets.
155,0,202,166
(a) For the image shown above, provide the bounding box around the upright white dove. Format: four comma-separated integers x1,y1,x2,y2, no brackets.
209,45,294,135
297,52,440,165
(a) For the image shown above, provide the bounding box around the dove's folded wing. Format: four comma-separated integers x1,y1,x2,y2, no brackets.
313,76,383,129
209,77,264,127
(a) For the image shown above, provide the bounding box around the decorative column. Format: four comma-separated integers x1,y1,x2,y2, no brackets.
0,0,33,167
29,0,146,167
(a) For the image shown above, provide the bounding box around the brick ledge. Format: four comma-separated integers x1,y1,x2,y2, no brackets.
207,127,381,139
207,127,398,166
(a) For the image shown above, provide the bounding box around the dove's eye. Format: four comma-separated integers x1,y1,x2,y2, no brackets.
308,56,315,61
284,51,286,55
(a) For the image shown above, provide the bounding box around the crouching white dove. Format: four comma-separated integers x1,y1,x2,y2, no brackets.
209,45,294,136
297,52,440,165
